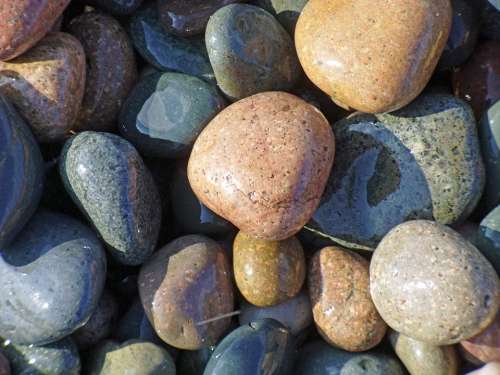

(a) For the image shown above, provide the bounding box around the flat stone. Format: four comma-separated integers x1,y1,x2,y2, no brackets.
256,0,308,34
0,352,9,375
461,310,500,364
370,220,500,345
79,0,143,15
59,131,162,266
295,0,452,113
188,92,335,240
476,205,500,274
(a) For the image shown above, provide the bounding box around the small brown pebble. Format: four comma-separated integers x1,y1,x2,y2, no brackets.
461,310,500,364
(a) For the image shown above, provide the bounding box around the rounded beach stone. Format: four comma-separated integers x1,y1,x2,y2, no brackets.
295,0,452,113
205,4,301,101
308,246,386,351
256,0,308,34
390,331,459,375
476,205,500,274
0,352,9,375
0,32,86,142
0,0,70,61
79,0,143,15
59,131,162,266
68,11,137,132
461,310,500,364
188,91,335,240
370,220,500,345
233,231,306,307
138,235,234,350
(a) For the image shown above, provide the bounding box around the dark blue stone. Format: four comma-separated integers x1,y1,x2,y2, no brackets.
115,298,163,345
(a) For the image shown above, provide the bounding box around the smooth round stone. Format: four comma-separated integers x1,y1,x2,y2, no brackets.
461,310,500,364
296,0,451,114
203,319,295,375
467,362,500,375
482,0,500,40
0,211,106,345
309,93,484,250
256,0,308,34
138,235,234,350
0,352,9,375
295,341,406,375
86,340,175,375
370,220,500,345
59,131,162,266
0,0,70,61
2,337,80,375
476,205,500,274
390,331,459,375
238,290,312,335
129,7,214,81
68,11,137,132
188,92,335,240
178,346,216,375
0,94,44,248
119,72,226,159
309,246,386,352
0,32,86,142
452,41,500,119
79,0,143,15
205,4,301,101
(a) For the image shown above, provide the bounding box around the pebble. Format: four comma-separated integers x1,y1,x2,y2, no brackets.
461,310,500,364
80,0,143,15
59,131,162,266
138,235,234,350
256,0,308,34
0,352,9,375
188,91,335,240
476,205,500,274
0,32,86,142
370,220,500,345
481,0,500,40
115,298,164,345
205,4,301,100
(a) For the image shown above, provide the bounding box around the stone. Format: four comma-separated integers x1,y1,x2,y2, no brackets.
178,346,216,375
188,91,335,240
233,231,306,306
370,220,500,345
453,221,479,247
238,290,312,335
481,0,500,40
59,131,162,266
0,32,86,142
309,93,484,250
461,310,500,364
452,41,500,119
295,0,452,113
0,94,44,248
0,0,70,61
390,331,459,375
79,0,143,15
467,362,500,375
256,0,308,34
119,72,226,159
309,246,387,351
0,352,9,375
68,11,137,132
138,235,234,350
476,205,500,274
203,319,295,375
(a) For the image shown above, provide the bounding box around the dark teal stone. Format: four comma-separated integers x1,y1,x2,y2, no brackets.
2,337,80,375
294,341,406,375
59,131,162,266
309,94,484,250
0,94,44,248
476,205,500,274
205,3,301,101
203,319,295,375
129,7,214,81
255,0,308,34
178,345,216,375
0,211,106,345
79,0,143,15
119,72,226,159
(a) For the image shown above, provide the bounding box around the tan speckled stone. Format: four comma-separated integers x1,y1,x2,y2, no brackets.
461,310,500,364
308,246,387,352
295,0,452,113
233,231,306,307
371,220,500,345
188,91,335,240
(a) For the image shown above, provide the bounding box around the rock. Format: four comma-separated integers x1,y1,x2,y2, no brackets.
178,346,216,375
461,310,500,364
79,0,143,15
0,94,44,247
205,4,301,100
0,352,9,375
86,340,175,375
295,0,452,113
68,12,137,132
370,220,500,345
453,221,479,247
476,205,500,274
256,0,308,34
203,319,295,375
138,235,234,350
467,362,500,375
309,93,484,250
390,331,459,375
59,131,162,266
119,72,226,159
233,231,306,306
238,290,312,335
481,0,500,40
0,0,70,60
452,41,500,118
188,91,335,240
0,32,86,142
2,337,80,375
309,246,386,351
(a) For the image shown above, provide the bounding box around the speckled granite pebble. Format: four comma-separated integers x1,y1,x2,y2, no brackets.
476,205,500,274
370,220,500,345
80,0,143,15
0,352,9,375
256,0,308,34
461,310,500,364
59,131,162,266
188,92,335,240
0,32,86,142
